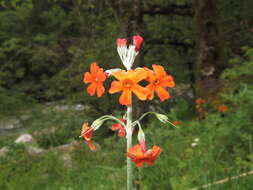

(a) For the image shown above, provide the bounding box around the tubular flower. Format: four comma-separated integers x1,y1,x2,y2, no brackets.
80,123,96,151
111,118,126,137
127,144,162,168
145,65,175,101
83,62,107,97
109,69,148,106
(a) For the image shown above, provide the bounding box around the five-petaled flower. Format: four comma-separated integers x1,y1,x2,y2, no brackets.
111,118,126,137
109,69,148,106
80,123,96,151
145,65,175,101
127,144,162,168
83,62,107,97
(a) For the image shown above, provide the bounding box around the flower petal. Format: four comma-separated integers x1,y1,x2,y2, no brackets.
136,161,144,168
160,75,175,88
146,84,155,100
90,62,99,74
87,83,97,96
128,69,147,83
119,89,132,106
152,65,166,78
112,70,126,81
155,86,170,101
96,83,105,97
118,129,126,137
97,71,107,82
111,123,121,130
109,81,123,94
144,68,156,83
132,84,147,100
83,72,93,83
87,141,96,151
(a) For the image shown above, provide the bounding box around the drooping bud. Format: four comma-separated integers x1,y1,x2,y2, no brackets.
139,139,146,153
117,38,127,47
155,113,169,123
133,35,144,51
137,125,146,153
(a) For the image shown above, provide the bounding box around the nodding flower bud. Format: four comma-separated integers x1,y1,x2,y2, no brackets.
133,35,144,51
139,139,146,153
117,38,127,47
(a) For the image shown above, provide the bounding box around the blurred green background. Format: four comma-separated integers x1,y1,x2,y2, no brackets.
0,0,253,189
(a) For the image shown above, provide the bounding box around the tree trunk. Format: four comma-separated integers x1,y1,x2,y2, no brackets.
194,0,225,102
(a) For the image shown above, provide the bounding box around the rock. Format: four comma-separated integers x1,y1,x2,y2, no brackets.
0,147,9,157
54,105,70,112
191,142,198,147
20,115,31,121
15,134,36,145
0,118,21,130
55,141,80,153
26,146,45,156
74,104,85,111
33,127,57,136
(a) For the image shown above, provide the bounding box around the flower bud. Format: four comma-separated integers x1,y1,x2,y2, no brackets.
117,38,127,47
133,35,144,51
155,113,169,123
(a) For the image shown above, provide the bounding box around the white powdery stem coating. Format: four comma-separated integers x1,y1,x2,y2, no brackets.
117,45,138,70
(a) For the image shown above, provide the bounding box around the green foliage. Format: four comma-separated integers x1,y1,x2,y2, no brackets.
222,47,253,80
0,0,118,103
0,87,35,117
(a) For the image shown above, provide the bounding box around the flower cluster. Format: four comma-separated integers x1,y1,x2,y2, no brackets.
84,65,174,106
81,35,175,168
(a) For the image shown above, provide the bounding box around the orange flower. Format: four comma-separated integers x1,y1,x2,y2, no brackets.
109,69,148,106
111,118,126,137
145,65,175,101
80,123,96,151
83,62,107,97
127,144,162,168
172,120,182,126
217,105,228,113
195,98,205,105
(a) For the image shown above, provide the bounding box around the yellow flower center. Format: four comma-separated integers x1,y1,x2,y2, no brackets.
154,79,160,85
94,77,99,82
123,79,133,88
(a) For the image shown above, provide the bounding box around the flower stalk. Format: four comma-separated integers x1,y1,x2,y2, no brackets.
126,105,133,190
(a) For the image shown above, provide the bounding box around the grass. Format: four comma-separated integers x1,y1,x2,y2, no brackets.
1,83,253,189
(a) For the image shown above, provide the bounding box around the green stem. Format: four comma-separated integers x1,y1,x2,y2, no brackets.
126,105,133,190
